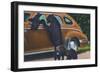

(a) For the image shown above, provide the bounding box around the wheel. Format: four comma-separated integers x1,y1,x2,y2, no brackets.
64,39,78,59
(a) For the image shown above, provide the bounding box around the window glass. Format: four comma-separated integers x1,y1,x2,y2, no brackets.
64,16,73,25
24,13,30,21
55,15,63,25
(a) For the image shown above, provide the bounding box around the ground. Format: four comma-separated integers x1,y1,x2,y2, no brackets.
33,51,90,61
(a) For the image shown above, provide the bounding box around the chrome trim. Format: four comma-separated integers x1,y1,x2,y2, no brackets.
24,50,54,56
79,39,88,43
24,27,81,32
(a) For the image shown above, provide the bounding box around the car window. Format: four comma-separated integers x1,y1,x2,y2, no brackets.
54,15,63,25
24,13,30,21
64,16,73,25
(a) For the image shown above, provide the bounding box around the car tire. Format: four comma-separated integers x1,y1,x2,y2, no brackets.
64,39,78,59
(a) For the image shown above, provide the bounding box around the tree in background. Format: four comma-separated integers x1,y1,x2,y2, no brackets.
68,13,90,41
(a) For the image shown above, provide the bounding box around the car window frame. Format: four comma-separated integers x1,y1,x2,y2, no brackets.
54,15,63,25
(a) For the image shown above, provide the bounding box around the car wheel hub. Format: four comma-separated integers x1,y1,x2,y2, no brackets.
68,41,77,51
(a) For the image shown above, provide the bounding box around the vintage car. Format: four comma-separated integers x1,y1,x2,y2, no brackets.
24,11,88,60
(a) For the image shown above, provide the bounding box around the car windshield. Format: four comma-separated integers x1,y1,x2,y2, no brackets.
24,13,30,21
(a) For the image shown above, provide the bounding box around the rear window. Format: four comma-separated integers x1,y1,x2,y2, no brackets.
64,16,73,25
